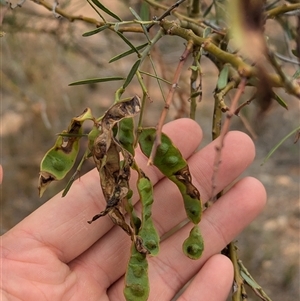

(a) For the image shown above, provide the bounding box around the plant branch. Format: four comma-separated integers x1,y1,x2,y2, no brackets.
229,243,249,301
146,0,187,31
267,49,300,98
144,0,207,28
148,40,194,165
209,77,247,204
30,0,144,33
266,3,300,19
160,19,300,98
189,47,202,120
238,260,273,301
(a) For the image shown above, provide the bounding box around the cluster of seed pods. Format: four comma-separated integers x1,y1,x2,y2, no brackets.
39,96,204,301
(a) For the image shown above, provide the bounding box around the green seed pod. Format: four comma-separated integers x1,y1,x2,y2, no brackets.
182,225,204,260
137,176,160,256
39,130,81,197
124,243,149,301
124,189,141,233
119,117,135,155
39,108,95,197
88,125,101,151
138,128,202,224
138,128,186,177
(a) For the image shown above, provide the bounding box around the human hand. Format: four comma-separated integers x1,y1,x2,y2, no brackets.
0,118,266,301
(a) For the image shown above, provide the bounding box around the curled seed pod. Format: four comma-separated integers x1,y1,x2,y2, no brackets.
124,243,149,301
89,96,144,253
138,128,202,224
137,175,160,256
182,225,204,260
38,108,94,197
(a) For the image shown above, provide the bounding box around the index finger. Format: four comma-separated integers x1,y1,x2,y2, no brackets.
3,119,203,263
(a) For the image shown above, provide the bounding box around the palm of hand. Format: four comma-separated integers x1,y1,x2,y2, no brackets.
1,119,266,301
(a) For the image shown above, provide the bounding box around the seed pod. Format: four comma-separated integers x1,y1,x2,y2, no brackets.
137,175,160,256
38,108,94,196
138,128,186,177
119,117,135,155
138,128,202,224
124,242,149,301
89,96,146,254
182,225,204,260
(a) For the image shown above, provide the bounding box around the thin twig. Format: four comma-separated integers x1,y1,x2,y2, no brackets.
148,40,194,165
267,49,300,98
209,77,247,204
146,0,187,31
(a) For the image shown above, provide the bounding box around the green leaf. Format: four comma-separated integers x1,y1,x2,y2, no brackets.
139,70,172,85
292,68,300,79
203,26,212,38
86,0,106,22
90,0,122,21
273,92,288,110
203,2,214,17
261,126,300,165
240,270,261,289
123,60,141,88
140,2,150,21
217,64,229,90
129,7,142,21
69,76,125,86
115,31,141,56
82,24,110,37
109,43,148,63
129,6,151,41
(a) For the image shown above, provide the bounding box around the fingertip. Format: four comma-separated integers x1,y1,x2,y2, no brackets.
210,254,234,277
238,176,267,215
224,131,256,165
178,254,234,301
163,118,203,150
206,254,234,291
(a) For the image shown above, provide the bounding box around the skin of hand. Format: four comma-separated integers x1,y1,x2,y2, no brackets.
0,118,266,301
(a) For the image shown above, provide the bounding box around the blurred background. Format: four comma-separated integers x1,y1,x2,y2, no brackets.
1,0,299,300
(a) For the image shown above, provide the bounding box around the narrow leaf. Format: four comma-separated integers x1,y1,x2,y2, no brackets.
109,43,148,63
129,7,142,21
217,65,229,90
292,68,300,79
129,6,150,41
90,0,122,21
273,92,288,110
261,126,300,165
69,76,125,86
203,2,214,17
240,270,261,289
139,70,172,85
115,31,141,56
86,0,106,22
82,24,110,37
123,60,141,88
140,2,150,21
203,26,212,38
